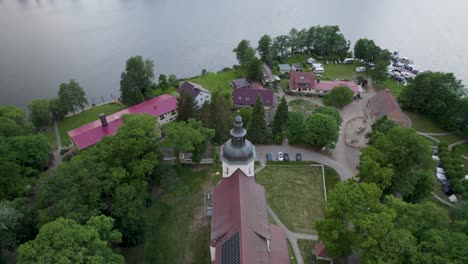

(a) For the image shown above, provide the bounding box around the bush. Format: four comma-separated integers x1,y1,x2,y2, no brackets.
323,86,354,108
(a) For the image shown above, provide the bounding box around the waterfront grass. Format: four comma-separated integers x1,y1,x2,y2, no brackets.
152,86,177,97
51,102,126,147
128,165,221,264
377,79,406,96
256,166,327,234
188,69,242,97
289,99,318,115
404,111,449,133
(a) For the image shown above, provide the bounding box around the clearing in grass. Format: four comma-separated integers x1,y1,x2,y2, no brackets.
256,165,327,234
404,111,450,133
288,99,318,115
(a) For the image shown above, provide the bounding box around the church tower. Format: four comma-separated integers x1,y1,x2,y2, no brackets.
220,115,256,177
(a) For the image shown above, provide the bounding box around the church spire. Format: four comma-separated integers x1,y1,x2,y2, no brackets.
231,115,246,147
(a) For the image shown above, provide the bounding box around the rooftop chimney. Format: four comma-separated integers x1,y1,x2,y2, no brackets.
98,113,108,127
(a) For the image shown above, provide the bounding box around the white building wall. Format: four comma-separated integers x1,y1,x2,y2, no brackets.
222,161,255,177
195,92,211,108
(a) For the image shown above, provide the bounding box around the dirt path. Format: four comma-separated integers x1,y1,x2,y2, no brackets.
431,192,456,207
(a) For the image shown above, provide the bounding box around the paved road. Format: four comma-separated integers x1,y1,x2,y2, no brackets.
256,143,355,180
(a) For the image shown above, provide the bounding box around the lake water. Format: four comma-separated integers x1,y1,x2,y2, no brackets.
1,0,468,108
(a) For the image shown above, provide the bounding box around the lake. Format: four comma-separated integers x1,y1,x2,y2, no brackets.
1,0,467,108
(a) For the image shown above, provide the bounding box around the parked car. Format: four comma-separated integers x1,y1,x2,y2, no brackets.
356,66,366,73
296,153,302,161
283,153,290,161
277,152,283,161
266,153,272,162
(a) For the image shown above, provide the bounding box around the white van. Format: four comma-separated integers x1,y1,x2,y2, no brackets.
344,58,354,64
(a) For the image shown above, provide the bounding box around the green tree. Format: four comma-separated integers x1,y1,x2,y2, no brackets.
17,216,123,264
288,28,299,54
168,74,178,87
233,39,252,67
369,60,389,83
271,96,288,142
28,99,51,129
206,93,233,144
0,201,23,254
38,114,161,245
353,38,381,63
158,74,169,91
303,113,339,148
285,111,305,144
0,105,30,137
120,56,155,105
323,86,354,108
274,35,289,58
313,106,342,126
246,57,263,81
370,116,398,135
316,180,384,257
176,90,197,121
8,135,49,177
247,96,269,143
58,80,88,113
163,119,214,164
399,71,466,130
257,34,273,66
49,97,67,121
238,108,252,129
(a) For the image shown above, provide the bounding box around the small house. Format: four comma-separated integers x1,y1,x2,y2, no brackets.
177,81,211,108
278,64,292,74
291,63,303,72
261,64,277,84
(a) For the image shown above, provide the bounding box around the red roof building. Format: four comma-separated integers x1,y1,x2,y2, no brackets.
67,94,177,150
365,89,410,127
289,72,360,95
313,242,334,263
210,115,289,264
232,84,274,107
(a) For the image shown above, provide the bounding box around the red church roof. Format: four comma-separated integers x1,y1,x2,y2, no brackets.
67,95,177,150
210,169,289,264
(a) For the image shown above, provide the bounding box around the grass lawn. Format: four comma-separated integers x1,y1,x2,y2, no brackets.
122,165,221,264
297,240,316,264
289,99,318,115
256,165,327,234
188,70,242,98
432,133,467,145
152,86,178,97
48,102,126,147
321,62,361,81
404,111,450,133
418,134,438,147
374,79,406,97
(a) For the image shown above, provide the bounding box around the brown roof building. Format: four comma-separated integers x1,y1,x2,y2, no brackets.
210,115,289,264
365,89,410,127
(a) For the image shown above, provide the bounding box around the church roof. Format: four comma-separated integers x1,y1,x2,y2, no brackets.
210,169,271,263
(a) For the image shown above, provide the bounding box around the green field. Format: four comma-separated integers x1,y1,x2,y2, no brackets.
454,143,468,156
289,99,318,115
256,165,328,234
48,102,126,148
404,111,449,133
121,165,221,264
188,70,242,97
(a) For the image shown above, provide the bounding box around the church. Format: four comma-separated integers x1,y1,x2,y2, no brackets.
210,115,290,264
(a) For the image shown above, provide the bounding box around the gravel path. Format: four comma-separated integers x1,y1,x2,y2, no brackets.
431,192,456,207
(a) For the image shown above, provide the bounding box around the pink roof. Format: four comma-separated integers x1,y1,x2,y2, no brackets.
314,242,332,259
67,94,177,149
270,224,290,264
232,85,274,106
315,80,360,93
211,169,271,263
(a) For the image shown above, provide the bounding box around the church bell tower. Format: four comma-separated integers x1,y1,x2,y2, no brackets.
220,115,256,177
